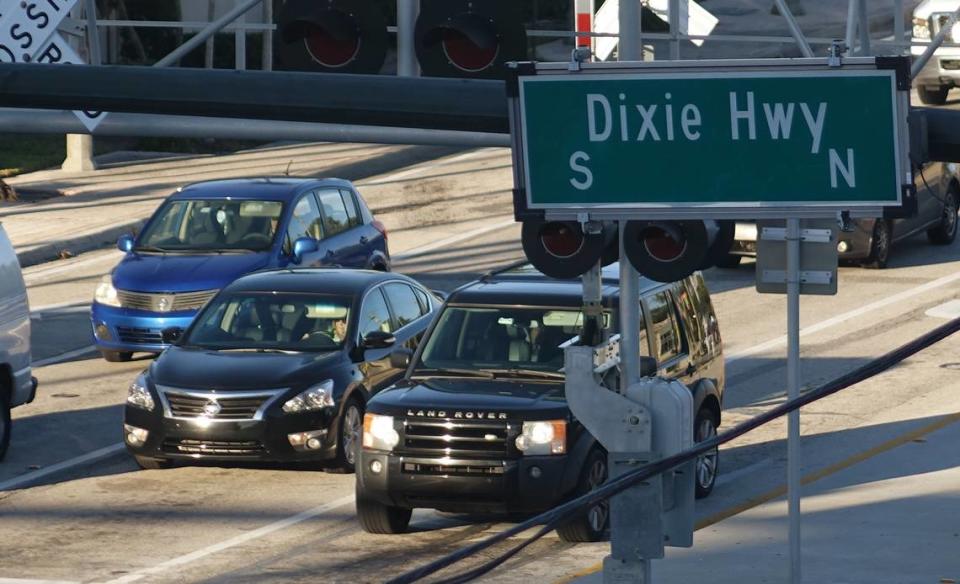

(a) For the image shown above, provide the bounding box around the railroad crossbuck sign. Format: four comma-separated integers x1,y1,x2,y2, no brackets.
0,0,105,131
508,59,911,220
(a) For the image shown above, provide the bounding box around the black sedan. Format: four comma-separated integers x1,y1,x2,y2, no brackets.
122,268,440,472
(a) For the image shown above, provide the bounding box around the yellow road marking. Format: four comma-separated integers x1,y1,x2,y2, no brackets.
554,412,960,583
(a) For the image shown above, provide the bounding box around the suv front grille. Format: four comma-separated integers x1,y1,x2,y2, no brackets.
157,387,285,421
401,419,513,458
117,289,218,312
163,438,264,456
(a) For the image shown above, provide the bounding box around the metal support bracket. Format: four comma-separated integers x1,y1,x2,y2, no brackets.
57,17,86,37
760,227,834,244
761,269,834,285
827,39,847,67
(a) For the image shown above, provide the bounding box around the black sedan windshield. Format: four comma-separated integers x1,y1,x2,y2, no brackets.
418,307,599,374
185,293,352,352
138,199,283,252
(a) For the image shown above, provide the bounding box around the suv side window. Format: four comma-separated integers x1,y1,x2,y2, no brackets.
358,287,394,338
316,189,351,237
646,292,682,362
285,194,323,253
384,283,423,328
340,189,361,228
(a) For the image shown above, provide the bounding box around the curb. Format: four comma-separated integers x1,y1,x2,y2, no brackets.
10,144,465,269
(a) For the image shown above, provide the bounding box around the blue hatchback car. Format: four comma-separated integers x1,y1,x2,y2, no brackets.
91,178,389,362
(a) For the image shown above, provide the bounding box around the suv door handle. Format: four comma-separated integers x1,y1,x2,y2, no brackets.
359,235,369,244
325,249,335,256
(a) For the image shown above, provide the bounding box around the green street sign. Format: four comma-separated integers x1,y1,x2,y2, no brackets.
510,60,908,218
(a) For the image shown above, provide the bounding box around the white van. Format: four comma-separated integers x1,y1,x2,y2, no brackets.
0,222,35,460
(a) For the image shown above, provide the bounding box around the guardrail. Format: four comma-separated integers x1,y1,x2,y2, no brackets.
386,313,960,584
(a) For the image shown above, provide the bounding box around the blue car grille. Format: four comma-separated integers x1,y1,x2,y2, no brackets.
116,289,218,312
116,326,163,345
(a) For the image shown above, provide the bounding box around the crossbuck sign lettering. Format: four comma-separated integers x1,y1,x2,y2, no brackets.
508,58,911,220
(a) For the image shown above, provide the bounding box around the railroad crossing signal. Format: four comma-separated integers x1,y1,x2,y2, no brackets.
277,0,389,74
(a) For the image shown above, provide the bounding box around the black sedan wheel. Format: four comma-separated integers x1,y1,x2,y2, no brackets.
695,409,719,499
928,190,959,245
329,398,364,473
863,220,892,270
557,448,609,542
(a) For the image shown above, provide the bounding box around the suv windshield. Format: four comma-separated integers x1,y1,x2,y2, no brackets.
138,199,283,252
184,292,352,352
417,306,605,376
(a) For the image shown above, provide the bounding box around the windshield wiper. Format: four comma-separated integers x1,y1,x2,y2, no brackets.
213,347,300,354
413,367,495,379
133,245,171,253
487,368,565,380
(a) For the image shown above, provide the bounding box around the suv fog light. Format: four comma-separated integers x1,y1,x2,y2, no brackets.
370,460,383,474
529,466,542,479
837,241,849,253
124,424,148,447
288,429,327,452
94,323,112,341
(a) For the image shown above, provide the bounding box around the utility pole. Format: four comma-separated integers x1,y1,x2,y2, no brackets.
62,1,96,172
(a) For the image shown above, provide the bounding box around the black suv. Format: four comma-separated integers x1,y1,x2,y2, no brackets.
356,264,724,541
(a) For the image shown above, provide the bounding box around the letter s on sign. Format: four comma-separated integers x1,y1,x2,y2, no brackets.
26,4,51,29
569,151,593,191
10,23,33,50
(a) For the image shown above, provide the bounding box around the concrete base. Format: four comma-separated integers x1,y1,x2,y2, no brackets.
61,134,96,172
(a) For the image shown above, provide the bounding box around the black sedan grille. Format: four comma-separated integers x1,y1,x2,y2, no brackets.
401,419,512,458
163,439,264,456
157,387,285,421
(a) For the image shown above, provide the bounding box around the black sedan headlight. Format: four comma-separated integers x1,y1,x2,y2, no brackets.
282,380,335,414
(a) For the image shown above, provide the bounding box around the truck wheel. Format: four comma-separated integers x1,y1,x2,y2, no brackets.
0,389,11,462
862,220,892,270
101,350,133,363
918,85,950,105
327,397,364,474
694,409,719,499
927,190,959,245
134,455,173,470
356,491,412,534
557,448,609,543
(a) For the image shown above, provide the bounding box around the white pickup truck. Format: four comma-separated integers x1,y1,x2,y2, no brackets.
913,0,960,104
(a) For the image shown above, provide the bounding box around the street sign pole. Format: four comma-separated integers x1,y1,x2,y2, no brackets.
786,218,802,584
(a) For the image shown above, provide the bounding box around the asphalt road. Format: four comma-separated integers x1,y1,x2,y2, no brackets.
3,148,960,584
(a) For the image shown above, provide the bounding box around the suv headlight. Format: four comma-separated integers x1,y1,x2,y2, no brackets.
516,420,567,455
362,413,399,451
282,380,335,414
914,16,931,40
126,373,155,411
95,276,121,307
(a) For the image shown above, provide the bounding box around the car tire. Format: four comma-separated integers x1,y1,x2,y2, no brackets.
694,408,720,499
0,388,11,462
917,85,950,105
557,448,609,543
863,220,892,270
356,489,413,534
101,350,133,363
714,253,743,269
328,397,364,474
927,190,959,245
134,455,173,470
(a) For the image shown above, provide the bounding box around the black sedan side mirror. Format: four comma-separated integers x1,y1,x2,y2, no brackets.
389,348,413,369
161,327,184,344
363,330,396,350
640,356,658,377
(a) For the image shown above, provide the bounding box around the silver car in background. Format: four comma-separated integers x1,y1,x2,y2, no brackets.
0,222,36,460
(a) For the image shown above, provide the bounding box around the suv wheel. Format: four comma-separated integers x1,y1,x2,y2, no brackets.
918,85,950,105
356,488,412,534
863,220,892,270
0,388,11,462
101,350,133,363
557,448,609,543
694,409,719,499
927,190,959,245
328,398,364,473
134,455,173,470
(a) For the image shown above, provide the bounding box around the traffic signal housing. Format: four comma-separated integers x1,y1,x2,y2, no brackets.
277,0,389,74
415,0,528,79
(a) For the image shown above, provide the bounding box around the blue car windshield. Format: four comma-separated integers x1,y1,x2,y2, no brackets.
138,199,283,252
185,293,352,352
